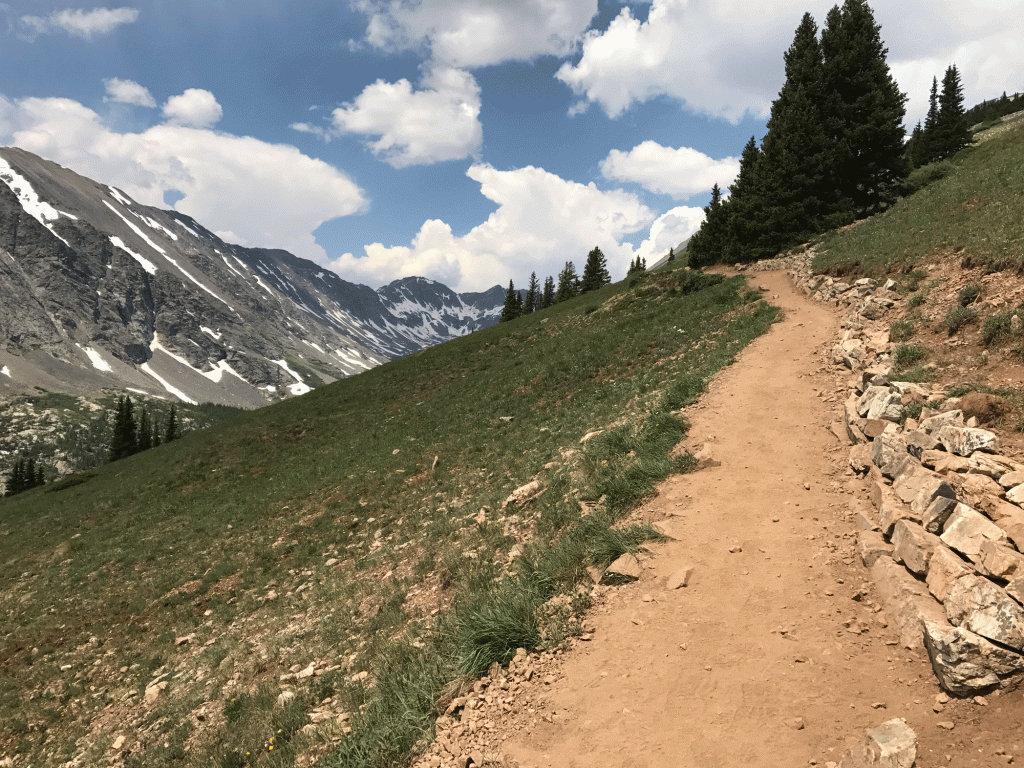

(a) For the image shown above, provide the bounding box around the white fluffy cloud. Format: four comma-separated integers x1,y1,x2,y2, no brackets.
558,0,1024,126
600,142,741,200
162,88,223,129
634,206,706,265
21,7,139,40
330,163,656,292
103,77,156,107
0,93,368,263
358,0,598,68
330,65,482,167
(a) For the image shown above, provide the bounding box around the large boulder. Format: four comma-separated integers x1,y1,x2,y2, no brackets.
945,574,1024,651
936,425,999,456
871,557,949,649
927,545,975,603
941,504,1009,563
891,520,942,576
978,540,1024,581
923,619,1024,695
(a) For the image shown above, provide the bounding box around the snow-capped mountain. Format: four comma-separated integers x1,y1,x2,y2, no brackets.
0,147,504,407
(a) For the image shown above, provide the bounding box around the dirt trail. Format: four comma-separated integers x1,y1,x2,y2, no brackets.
498,270,1020,768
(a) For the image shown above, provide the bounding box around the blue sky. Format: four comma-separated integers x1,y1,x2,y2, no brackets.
1,1,1022,292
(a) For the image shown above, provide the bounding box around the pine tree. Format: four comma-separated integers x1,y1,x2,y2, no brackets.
5,458,23,497
555,261,580,302
819,0,908,215
165,404,179,443
916,76,941,166
109,395,138,462
580,247,612,293
627,255,647,275
906,121,924,168
34,462,45,488
689,182,734,267
152,421,161,448
540,276,555,309
25,459,36,490
137,407,153,452
500,280,522,322
524,272,540,314
751,12,849,260
667,247,675,262
725,136,764,262
935,64,970,160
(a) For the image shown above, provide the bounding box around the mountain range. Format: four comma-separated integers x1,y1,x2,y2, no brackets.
0,146,505,408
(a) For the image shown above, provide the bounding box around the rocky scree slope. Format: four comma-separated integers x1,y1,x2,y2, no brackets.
0,147,503,409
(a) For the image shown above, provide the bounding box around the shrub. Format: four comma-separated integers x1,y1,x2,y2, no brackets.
889,319,915,342
894,344,928,370
944,305,978,335
907,294,926,310
902,160,955,195
982,313,1015,346
958,283,982,306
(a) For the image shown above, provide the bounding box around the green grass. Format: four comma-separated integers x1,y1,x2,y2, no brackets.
894,344,929,371
813,120,1024,277
0,263,778,767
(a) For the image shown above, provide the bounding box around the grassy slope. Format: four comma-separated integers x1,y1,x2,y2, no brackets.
0,265,777,767
813,117,1024,277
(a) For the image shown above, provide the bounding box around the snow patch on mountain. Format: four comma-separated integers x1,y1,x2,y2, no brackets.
81,345,113,372
109,236,158,275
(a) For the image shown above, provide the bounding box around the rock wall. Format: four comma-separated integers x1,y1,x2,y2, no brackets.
756,253,1024,697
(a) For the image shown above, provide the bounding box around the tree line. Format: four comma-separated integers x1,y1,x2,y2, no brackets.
688,0,974,267
109,395,179,461
964,91,1023,127
500,246,619,322
3,395,182,497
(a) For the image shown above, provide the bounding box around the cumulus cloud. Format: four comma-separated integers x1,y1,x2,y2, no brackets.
634,207,706,265
330,163,656,292
357,0,598,68
0,93,368,264
21,6,139,40
103,77,156,107
557,0,1024,126
162,88,223,129
600,142,741,200
330,65,482,167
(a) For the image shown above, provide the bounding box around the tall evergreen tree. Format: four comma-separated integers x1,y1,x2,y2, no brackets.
523,272,540,314
667,247,675,262
819,0,908,215
916,76,941,166
555,261,580,302
725,136,764,261
5,458,24,497
580,247,612,293
165,404,179,443
540,276,555,309
500,280,522,322
688,183,732,267
34,462,45,488
137,407,153,452
109,395,138,462
751,12,849,260
935,64,970,159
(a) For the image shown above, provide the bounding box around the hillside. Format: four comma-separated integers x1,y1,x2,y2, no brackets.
0,262,777,767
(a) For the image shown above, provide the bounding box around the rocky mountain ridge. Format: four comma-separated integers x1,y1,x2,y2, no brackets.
0,146,504,409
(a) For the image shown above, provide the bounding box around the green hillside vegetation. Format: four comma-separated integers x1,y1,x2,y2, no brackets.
0,263,777,767
812,117,1024,277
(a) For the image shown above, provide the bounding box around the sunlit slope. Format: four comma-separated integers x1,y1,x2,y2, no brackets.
0,264,777,766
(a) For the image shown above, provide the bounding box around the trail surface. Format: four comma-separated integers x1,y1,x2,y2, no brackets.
497,270,1019,768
